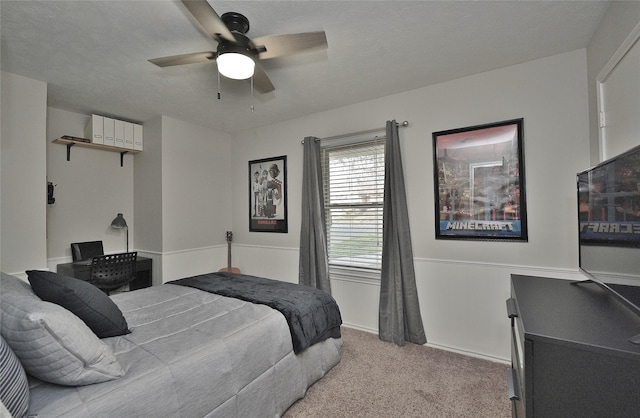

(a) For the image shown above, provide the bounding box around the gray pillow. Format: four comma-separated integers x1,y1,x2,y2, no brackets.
0,272,38,300
0,294,125,386
27,270,130,338
0,335,29,418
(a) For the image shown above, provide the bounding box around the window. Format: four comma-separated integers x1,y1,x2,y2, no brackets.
322,137,385,277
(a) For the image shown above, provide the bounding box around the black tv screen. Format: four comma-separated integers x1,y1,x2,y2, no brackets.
578,144,640,286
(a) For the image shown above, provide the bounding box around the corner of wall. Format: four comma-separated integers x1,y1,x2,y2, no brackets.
1,71,48,273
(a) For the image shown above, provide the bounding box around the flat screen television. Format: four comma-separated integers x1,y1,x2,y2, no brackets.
577,143,640,320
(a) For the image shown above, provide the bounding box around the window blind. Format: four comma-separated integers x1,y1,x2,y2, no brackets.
322,137,385,271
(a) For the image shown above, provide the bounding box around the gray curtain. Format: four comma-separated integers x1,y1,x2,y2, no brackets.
379,120,427,346
299,136,331,293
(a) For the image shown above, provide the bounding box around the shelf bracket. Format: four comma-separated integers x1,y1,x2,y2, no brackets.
66,143,75,161
120,151,128,167
506,298,519,319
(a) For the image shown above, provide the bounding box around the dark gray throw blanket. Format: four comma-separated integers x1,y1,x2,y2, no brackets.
170,272,342,353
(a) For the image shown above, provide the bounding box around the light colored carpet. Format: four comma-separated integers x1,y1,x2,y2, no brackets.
284,327,511,418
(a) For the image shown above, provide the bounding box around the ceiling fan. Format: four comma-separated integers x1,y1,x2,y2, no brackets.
149,0,328,94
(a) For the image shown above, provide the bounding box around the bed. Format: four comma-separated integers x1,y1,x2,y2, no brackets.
0,271,342,418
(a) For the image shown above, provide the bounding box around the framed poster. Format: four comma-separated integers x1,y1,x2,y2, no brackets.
432,118,527,241
249,155,288,233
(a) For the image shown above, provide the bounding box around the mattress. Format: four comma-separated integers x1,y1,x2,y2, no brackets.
27,283,342,417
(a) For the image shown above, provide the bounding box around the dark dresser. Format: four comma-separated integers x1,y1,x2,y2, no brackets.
507,274,640,417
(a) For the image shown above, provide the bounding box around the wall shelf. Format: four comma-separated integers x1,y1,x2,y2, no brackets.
53,136,141,167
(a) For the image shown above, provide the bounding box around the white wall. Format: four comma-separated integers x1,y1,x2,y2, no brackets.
231,50,591,362
46,108,135,265
154,116,233,282
134,116,163,255
3,28,630,362
159,116,232,252
598,35,640,159
44,112,234,283
4,5,636,362
0,49,602,361
587,2,640,164
1,71,48,276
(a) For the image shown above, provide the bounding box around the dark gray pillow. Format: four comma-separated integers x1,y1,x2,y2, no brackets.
27,270,130,338
0,335,29,418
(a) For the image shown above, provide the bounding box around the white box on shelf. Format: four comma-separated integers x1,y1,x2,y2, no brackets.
114,119,125,148
103,117,115,146
85,114,104,144
124,122,134,149
133,124,143,151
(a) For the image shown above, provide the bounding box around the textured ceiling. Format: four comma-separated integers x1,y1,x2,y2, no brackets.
1,1,610,134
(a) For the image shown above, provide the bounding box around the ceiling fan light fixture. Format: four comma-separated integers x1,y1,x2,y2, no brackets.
150,6,326,94
217,51,255,80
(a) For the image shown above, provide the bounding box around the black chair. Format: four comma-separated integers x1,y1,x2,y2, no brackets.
71,241,104,262
89,252,137,295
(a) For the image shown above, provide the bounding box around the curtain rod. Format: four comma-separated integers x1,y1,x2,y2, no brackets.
301,120,409,144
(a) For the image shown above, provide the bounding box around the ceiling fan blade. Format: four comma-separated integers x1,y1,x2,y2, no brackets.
181,0,236,42
253,32,327,60
251,63,275,94
148,52,215,67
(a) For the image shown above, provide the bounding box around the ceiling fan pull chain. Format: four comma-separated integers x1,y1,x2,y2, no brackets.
217,69,221,100
250,76,255,113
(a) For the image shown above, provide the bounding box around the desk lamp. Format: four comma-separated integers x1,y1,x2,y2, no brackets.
110,213,129,252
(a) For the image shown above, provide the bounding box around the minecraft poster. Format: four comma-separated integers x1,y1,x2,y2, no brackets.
432,119,527,241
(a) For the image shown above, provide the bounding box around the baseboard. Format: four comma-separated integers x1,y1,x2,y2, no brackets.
425,342,510,365
341,323,378,335
341,323,510,365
